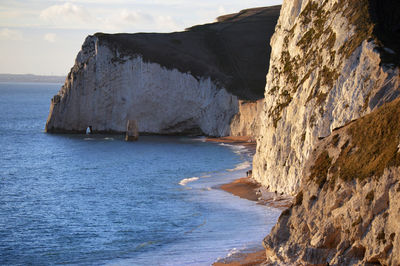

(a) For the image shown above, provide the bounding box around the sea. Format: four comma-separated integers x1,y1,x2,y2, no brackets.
0,82,281,265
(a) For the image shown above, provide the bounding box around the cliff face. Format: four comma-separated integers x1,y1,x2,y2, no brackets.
46,41,237,136
264,98,400,265
253,0,400,194
229,99,263,140
45,6,281,136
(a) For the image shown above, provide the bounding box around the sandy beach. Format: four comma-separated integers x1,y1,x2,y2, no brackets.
219,177,292,210
220,177,260,202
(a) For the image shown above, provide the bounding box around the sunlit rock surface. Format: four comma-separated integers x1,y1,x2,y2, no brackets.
264,98,400,265
229,99,263,140
253,0,400,194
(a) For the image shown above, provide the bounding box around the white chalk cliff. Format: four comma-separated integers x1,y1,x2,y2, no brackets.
229,99,263,140
45,6,281,137
46,36,237,136
253,0,400,195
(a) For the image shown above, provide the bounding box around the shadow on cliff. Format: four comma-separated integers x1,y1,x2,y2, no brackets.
369,0,400,65
94,6,281,101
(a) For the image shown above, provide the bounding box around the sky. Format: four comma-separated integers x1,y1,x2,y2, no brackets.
0,0,283,76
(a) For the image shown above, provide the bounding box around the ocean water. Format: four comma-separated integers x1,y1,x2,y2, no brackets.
0,82,281,265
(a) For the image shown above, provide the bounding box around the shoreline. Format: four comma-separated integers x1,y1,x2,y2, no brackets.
206,136,257,151
207,136,292,266
219,177,293,210
213,249,267,266
214,176,292,265
207,136,293,210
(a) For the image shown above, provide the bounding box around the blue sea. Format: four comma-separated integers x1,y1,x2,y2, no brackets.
0,82,280,265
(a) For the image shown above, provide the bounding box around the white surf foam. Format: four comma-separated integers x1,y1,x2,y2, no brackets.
179,177,199,186
218,143,247,155
227,161,251,172
192,136,207,142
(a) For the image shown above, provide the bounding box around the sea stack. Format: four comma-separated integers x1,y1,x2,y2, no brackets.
125,120,139,141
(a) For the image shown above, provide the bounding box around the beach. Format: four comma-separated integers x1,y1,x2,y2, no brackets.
214,177,292,265
207,137,293,265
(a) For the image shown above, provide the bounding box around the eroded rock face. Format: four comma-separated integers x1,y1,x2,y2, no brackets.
45,6,281,136
253,0,400,195
265,168,400,265
264,98,400,265
229,99,263,140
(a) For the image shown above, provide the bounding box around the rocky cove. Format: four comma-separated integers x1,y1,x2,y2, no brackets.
46,1,400,265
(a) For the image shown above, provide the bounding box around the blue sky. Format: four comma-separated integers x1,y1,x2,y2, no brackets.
0,0,282,75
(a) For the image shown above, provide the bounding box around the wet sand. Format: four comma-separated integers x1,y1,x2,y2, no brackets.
220,177,293,210
220,177,260,202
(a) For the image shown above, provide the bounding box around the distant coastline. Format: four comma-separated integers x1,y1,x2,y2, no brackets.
0,74,65,83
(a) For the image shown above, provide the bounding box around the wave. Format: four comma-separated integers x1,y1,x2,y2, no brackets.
227,161,251,172
184,218,207,234
192,136,207,142
84,137,114,141
218,143,247,155
218,245,264,263
135,241,157,251
179,177,199,186
226,247,240,257
218,143,244,149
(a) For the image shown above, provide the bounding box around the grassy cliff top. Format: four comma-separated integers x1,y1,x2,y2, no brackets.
93,6,281,100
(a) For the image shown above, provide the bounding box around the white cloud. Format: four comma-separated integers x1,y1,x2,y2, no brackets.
154,15,180,31
40,2,91,24
0,28,23,40
44,33,57,42
101,9,180,32
119,10,153,24
39,3,172,31
218,5,226,15
103,9,153,31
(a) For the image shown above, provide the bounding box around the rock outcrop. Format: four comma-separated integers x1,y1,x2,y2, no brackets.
125,120,139,141
264,98,400,265
229,99,263,140
45,6,281,136
253,0,400,194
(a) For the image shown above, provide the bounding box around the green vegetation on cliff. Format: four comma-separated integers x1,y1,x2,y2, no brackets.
310,98,400,185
